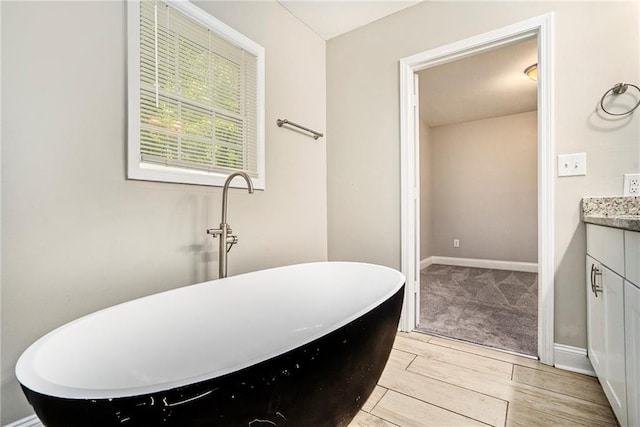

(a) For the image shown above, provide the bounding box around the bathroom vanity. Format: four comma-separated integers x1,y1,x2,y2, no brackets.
583,197,640,427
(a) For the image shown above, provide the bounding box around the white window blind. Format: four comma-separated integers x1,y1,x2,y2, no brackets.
128,0,265,188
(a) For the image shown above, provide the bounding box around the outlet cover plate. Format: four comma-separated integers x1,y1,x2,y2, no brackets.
624,173,640,195
558,153,587,177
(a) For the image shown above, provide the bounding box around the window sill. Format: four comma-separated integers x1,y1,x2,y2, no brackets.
128,162,264,190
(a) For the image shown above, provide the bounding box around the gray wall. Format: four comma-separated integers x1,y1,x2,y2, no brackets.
1,1,327,423
327,1,640,350
422,111,538,263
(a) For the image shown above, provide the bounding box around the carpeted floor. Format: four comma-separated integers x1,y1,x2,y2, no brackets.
416,264,538,356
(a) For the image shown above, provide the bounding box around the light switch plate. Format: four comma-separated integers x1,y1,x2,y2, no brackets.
558,153,587,177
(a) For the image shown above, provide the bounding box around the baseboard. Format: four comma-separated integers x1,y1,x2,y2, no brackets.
421,256,538,273
553,343,596,377
5,415,42,427
420,257,434,270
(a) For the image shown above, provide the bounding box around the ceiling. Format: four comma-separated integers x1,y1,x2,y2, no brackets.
277,0,422,40
273,1,537,127
419,38,538,128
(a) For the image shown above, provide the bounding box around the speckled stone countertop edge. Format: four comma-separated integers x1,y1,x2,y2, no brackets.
582,196,640,232
582,215,640,232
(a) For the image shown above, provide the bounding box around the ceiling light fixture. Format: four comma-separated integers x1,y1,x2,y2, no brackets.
524,63,538,81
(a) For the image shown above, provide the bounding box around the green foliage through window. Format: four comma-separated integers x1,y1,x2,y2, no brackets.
138,1,257,175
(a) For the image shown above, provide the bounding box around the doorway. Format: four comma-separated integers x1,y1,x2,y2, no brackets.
416,37,538,356
398,14,555,365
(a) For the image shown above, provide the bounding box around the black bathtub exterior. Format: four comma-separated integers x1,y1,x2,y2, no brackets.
21,285,404,427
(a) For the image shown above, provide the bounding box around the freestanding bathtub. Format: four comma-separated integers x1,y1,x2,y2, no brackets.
16,262,405,426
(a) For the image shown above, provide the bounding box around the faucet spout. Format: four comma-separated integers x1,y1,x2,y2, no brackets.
221,172,254,225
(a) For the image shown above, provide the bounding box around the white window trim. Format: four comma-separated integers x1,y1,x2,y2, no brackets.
126,0,265,189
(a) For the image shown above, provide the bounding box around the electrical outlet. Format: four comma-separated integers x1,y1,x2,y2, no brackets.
453,239,460,248
624,174,640,195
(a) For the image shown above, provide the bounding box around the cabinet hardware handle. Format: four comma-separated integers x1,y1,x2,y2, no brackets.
591,264,602,297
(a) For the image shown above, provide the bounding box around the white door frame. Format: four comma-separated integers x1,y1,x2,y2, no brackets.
399,13,555,365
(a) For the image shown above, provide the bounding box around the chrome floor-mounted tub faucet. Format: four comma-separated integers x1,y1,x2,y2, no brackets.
207,172,254,278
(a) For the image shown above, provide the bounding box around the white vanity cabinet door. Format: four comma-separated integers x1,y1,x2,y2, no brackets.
587,256,605,377
602,264,627,426
587,254,627,426
626,281,640,427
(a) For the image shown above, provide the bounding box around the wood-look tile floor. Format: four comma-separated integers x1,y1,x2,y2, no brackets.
349,332,616,427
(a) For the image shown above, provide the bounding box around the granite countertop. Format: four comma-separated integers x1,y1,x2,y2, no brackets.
582,196,640,232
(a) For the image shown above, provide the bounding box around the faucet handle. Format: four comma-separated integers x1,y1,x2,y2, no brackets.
206,228,222,237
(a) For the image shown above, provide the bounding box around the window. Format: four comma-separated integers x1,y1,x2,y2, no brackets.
127,0,265,188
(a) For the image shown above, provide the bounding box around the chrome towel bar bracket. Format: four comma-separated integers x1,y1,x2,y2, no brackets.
276,118,324,140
